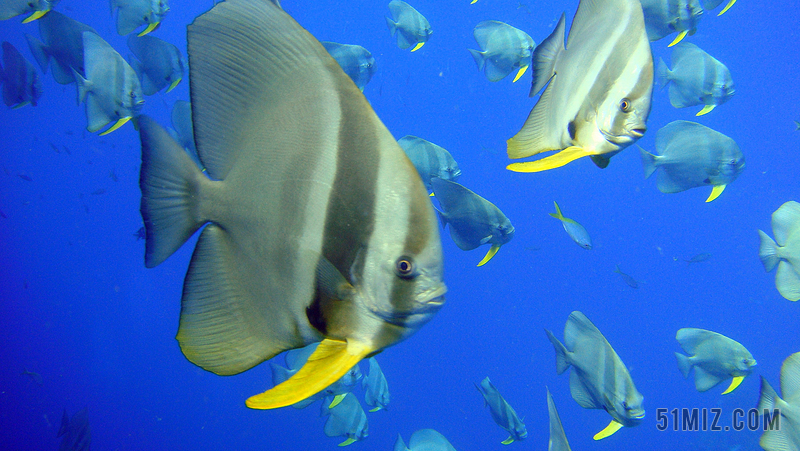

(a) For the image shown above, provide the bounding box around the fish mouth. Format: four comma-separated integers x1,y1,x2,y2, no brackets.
630,128,646,138
630,410,646,420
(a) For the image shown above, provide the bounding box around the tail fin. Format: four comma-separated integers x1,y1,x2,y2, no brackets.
655,57,670,91
529,13,565,96
675,352,693,378
25,34,49,74
467,48,485,72
639,146,658,179
385,17,397,36
549,201,564,221
545,329,571,375
758,230,779,272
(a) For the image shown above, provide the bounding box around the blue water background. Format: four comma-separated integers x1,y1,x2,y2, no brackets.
1,0,798,449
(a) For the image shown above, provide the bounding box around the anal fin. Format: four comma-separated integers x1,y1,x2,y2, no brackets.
507,146,592,173
593,419,623,440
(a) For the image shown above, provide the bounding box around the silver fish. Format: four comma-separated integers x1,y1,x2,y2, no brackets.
25,11,98,84
639,121,744,202
110,0,169,36
468,20,535,83
549,201,591,249
321,42,376,92
507,0,653,172
320,393,368,447
395,429,457,451
363,357,390,412
545,311,645,440
758,201,800,301
398,135,461,191
0,0,57,23
546,388,572,451
675,328,756,393
385,0,432,52
641,0,703,46
138,0,445,410
1,41,43,108
757,352,800,451
476,377,527,444
656,42,734,116
127,34,185,95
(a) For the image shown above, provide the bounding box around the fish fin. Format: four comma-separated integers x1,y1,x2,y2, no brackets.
71,68,90,104
484,60,512,83
269,362,295,386
569,370,601,408
329,393,347,408
507,78,558,159
317,257,357,301
22,9,49,23
137,22,160,37
338,438,357,447
99,116,132,136
471,0,478,3
638,146,658,179
758,230,779,272
771,201,800,246
544,329,571,374
794,120,800,131
85,93,115,133
781,354,800,399
675,352,693,379
549,201,564,221
757,376,779,413
593,420,623,440
667,30,688,47
696,104,716,116
52,59,77,85
718,0,736,15
507,146,593,173
775,261,800,301
385,17,397,36
141,72,160,96
369,406,381,412
58,409,69,437
501,436,515,445
512,65,528,83
410,42,425,52
529,13,564,96
167,77,182,93
246,339,371,409
675,328,716,354
115,5,145,35
705,184,726,202
654,58,670,91
24,34,49,74
693,365,722,392
476,243,501,267
394,434,408,451
721,376,745,394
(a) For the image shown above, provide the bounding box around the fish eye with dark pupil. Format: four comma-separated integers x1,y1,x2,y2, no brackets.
395,257,415,278
619,98,631,113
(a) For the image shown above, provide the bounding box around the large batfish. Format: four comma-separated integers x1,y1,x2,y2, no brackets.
757,352,800,451
674,328,756,393
546,388,572,451
759,201,800,301
138,0,446,410
656,42,734,116
468,20,535,83
476,377,527,444
545,311,645,440
507,0,653,172
0,0,58,23
25,11,98,85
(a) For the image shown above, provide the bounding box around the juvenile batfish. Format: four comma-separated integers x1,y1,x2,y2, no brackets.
546,388,572,451
321,42,376,92
701,0,737,15
363,357,390,412
656,42,734,116
1,41,43,108
320,393,368,447
757,352,800,451
675,328,756,393
385,0,431,52
395,429,457,451
138,0,445,410
549,201,591,249
476,377,527,444
398,135,461,192
467,20,535,83
507,0,653,172
110,0,169,36
640,0,703,46
545,311,645,440
127,34,185,95
0,0,58,23
25,11,98,85
758,201,800,301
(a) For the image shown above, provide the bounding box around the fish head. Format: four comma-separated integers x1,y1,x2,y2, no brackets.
340,362,363,386
150,0,170,19
437,163,461,182
360,52,377,79
711,151,745,184
120,77,145,115
712,73,735,103
676,0,704,29
594,57,653,152
492,217,515,245
733,352,757,375
608,388,645,426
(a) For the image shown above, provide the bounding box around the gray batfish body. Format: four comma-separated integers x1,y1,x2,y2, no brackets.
398,135,461,191
758,201,800,301
394,429,457,451
321,42,376,92
0,0,57,22
476,377,527,444
385,0,431,51
320,393,368,446
363,357,390,411
127,34,185,95
757,352,800,451
110,0,169,36
546,388,572,451
641,0,703,43
25,11,97,84
675,328,756,393
1,41,43,108
468,20,535,83
656,42,734,115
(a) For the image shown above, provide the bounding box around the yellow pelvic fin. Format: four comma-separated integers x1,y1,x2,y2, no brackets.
12,101,30,110
167,78,182,93
429,192,434,197
410,42,425,52
593,419,624,440
329,393,347,408
722,376,745,394
338,438,357,447
471,0,478,3
705,184,726,203
668,30,689,47
696,104,716,116
138,22,160,37
368,406,382,412
99,116,132,136
501,436,515,445
22,9,49,23
719,0,736,15
512,65,529,83
506,146,591,173
246,338,371,410
477,244,501,267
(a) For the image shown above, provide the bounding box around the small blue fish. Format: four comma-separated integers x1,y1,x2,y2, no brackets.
110,0,169,36
320,393,368,447
385,0,432,52
321,42,376,92
614,265,639,288
362,357,390,412
684,253,711,264
127,34,185,95
394,429,457,451
550,201,591,249
2,41,42,108
476,376,527,444
398,135,461,192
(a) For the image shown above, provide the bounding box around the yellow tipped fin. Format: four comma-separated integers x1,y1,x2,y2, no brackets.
338,438,357,447
138,22,160,37
167,78,182,93
718,0,736,15
512,65,528,83
22,9,49,23
722,376,745,394
501,436,515,445
368,406,382,412
593,419,624,440
410,42,425,52
696,104,716,116
99,117,132,136
329,393,347,408
705,184,726,203
506,146,591,173
477,244,501,267
246,339,371,410
668,30,688,47
470,0,478,3
429,192,434,197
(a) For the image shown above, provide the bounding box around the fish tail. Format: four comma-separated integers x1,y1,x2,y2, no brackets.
758,230,779,272
545,329,570,374
139,115,209,268
548,201,564,221
385,16,397,36
638,145,658,179
654,57,670,91
269,362,294,385
529,13,565,96
24,34,49,74
675,352,693,378
467,48,485,72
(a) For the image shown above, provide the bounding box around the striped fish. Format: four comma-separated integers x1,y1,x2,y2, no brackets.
656,42,735,116
468,20,535,83
641,0,703,47
507,0,653,173
545,311,644,440
546,388,572,451
138,0,446,410
385,0,432,52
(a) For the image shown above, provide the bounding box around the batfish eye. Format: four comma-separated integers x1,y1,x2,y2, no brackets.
395,257,415,278
619,98,632,113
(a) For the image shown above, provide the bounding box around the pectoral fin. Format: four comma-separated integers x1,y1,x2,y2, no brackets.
506,146,591,173
329,393,347,408
338,438,357,447
410,42,425,52
246,338,371,410
167,78,182,93
705,184,726,202
593,419,624,440
100,116,132,136
138,22,161,37
721,376,745,394
512,65,529,83
718,0,736,15
22,9,49,23
501,436,515,445
668,30,689,47
369,406,382,412
696,104,716,116
477,244,501,267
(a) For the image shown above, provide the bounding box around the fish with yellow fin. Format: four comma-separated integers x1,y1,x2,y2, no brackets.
385,0,431,52
640,0,703,47
138,0,445,411
110,0,169,36
675,328,756,394
468,20,535,83
0,0,57,23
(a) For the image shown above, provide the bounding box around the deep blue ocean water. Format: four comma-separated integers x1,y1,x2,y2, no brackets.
1,0,798,450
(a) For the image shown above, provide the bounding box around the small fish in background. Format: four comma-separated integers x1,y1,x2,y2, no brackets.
58,408,91,451
639,121,744,202
319,393,368,447
25,12,98,85
74,32,144,135
701,0,737,16
506,0,652,172
545,311,645,440
385,0,432,52
640,0,703,46
90,188,105,195
270,342,362,409
321,42,376,92
167,100,203,169
395,429,457,451
109,169,118,182
21,367,43,385
614,265,639,288
2,42,43,108
674,328,756,394
684,252,711,264
757,352,800,451
18,173,32,181
549,201,591,250
758,201,800,301
546,388,572,451
0,0,58,23
475,377,527,444
133,226,145,240
467,20,535,83
362,357,390,412
127,34,185,95
656,43,734,116
398,135,461,192
431,178,514,266
110,0,169,36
